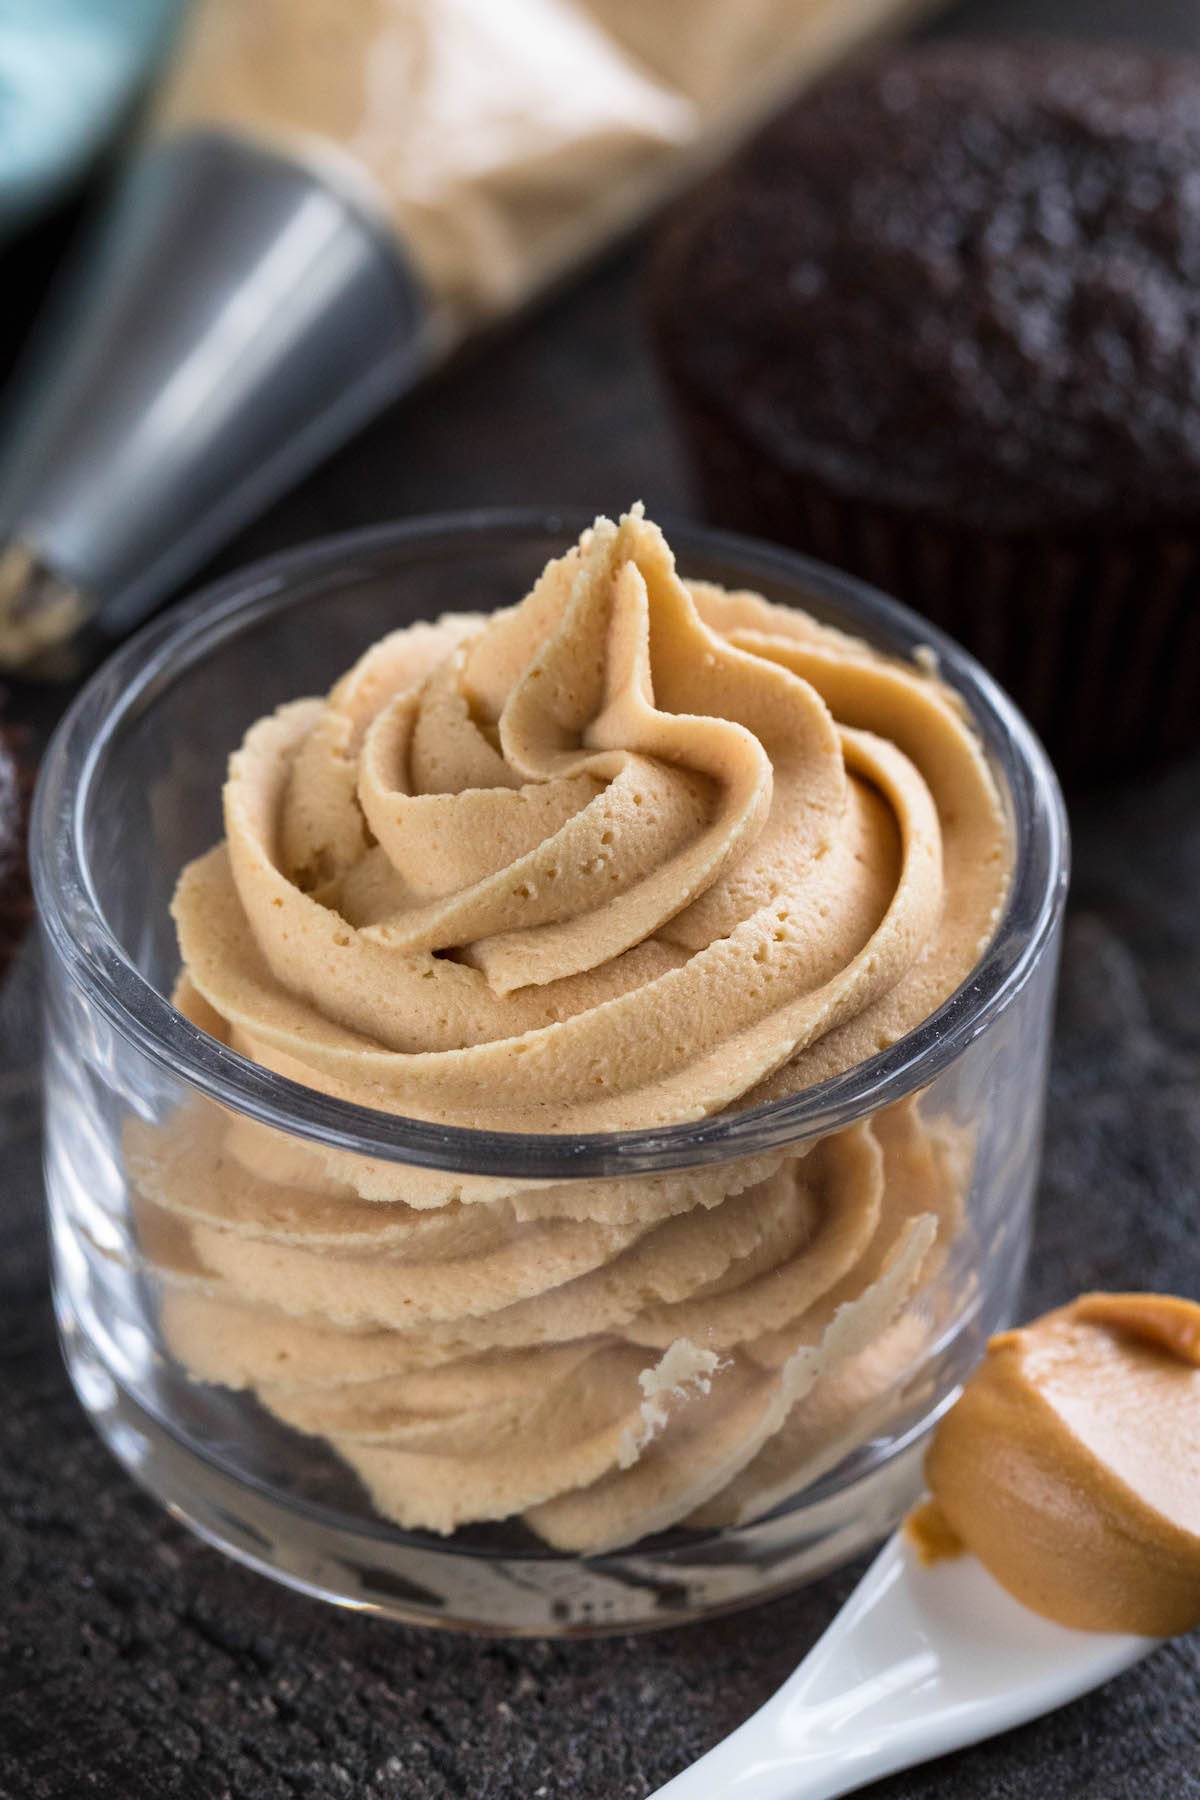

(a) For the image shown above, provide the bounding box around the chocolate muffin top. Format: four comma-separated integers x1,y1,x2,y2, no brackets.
652,41,1200,533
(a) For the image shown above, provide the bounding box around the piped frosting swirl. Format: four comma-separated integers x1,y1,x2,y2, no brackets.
143,509,1012,1549
173,507,1009,1136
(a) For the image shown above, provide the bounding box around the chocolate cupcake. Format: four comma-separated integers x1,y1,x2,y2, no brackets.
650,40,1200,780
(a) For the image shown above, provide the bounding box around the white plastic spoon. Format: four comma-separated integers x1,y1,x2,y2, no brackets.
651,1528,1153,1799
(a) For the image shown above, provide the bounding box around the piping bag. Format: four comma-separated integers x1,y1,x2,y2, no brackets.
0,0,933,673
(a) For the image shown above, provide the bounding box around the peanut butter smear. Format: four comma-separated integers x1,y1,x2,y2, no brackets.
909,1293,1200,1637
136,508,1012,1549
152,0,935,326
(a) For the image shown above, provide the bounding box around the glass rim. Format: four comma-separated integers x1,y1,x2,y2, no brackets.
32,508,1069,1180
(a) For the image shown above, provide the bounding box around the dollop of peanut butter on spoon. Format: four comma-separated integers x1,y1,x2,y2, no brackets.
910,1292,1200,1637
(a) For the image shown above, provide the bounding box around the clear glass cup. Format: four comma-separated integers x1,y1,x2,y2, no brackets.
33,512,1068,1635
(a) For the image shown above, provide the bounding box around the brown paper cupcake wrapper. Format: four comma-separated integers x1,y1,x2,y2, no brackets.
671,395,1200,785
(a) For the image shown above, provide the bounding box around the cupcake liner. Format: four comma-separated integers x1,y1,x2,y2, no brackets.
668,390,1200,785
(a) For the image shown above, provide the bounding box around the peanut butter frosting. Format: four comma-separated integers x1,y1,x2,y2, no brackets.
136,507,1011,1550
909,1293,1200,1636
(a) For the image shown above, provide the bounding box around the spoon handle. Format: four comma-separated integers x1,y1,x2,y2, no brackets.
652,1537,933,1800
652,1535,1152,1800
650,1709,847,1800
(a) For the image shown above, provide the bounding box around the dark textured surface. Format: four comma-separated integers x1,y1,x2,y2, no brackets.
3,3,1200,1796
0,724,31,988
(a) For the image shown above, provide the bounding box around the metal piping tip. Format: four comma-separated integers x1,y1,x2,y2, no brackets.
0,132,428,677
0,542,94,676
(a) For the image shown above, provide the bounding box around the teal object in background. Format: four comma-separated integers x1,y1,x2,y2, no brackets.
0,0,185,238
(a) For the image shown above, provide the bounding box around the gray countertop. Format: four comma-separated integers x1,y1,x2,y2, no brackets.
3,2,1200,1795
